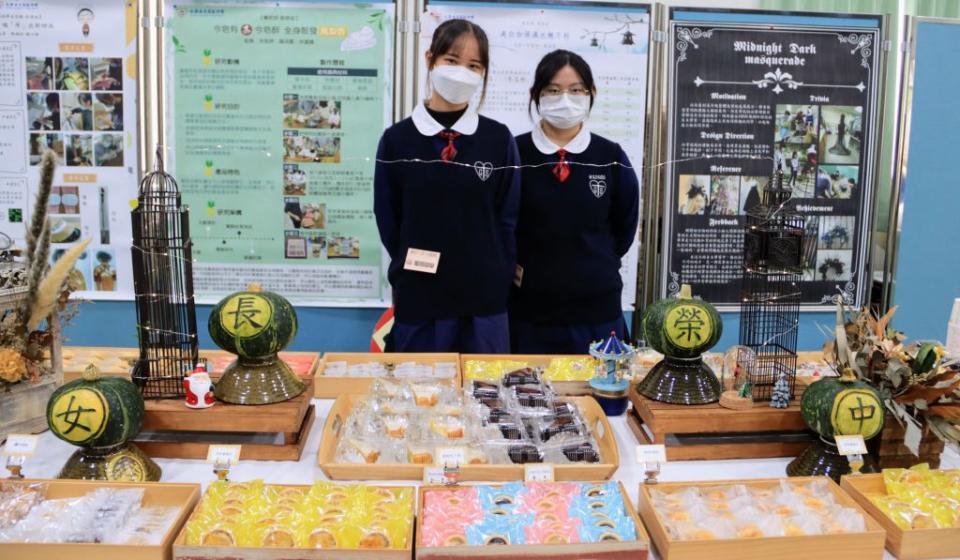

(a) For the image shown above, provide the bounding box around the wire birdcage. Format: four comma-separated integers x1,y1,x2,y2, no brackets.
130,148,199,398
739,170,804,401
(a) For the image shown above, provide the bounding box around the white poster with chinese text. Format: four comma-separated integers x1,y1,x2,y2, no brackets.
0,0,139,298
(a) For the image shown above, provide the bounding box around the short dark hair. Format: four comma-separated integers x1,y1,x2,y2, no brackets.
528,49,596,117
428,19,490,104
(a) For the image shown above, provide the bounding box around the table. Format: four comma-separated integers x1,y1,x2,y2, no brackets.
7,398,960,560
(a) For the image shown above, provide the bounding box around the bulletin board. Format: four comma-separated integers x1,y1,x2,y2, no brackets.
418,0,651,311
0,0,140,299
889,18,960,341
162,0,396,305
660,9,883,311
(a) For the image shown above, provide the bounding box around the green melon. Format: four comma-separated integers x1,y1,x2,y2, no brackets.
642,285,722,359
209,283,298,358
47,365,145,448
801,370,884,441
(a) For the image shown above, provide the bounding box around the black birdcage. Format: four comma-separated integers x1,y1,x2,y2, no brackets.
739,170,804,401
130,149,199,398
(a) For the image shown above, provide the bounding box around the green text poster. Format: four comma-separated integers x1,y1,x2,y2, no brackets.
169,3,392,303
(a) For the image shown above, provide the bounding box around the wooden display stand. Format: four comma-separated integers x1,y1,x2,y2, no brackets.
173,484,414,560
461,353,595,395
315,352,460,398
841,472,960,560
415,481,649,559
0,479,200,560
637,477,886,560
60,346,319,461
874,414,945,469
626,390,814,460
134,376,316,461
318,395,619,481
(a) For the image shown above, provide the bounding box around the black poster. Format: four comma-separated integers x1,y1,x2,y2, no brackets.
662,16,881,309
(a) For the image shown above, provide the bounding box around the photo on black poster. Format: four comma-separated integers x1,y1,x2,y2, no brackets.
661,16,881,310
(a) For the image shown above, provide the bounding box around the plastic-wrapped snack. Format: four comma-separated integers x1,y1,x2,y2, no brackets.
0,483,45,530
104,506,181,545
87,488,145,543
558,441,600,463
578,517,637,543
465,514,531,545
783,513,824,536
544,357,595,382
512,384,552,410
734,515,783,538
477,483,523,512
428,415,465,439
502,367,541,387
668,517,735,541
411,383,442,407
822,506,867,534
339,438,382,464
382,414,408,439
532,412,585,442
323,360,348,376
407,443,434,464
393,362,434,378
507,443,544,464
526,518,582,544
581,482,619,499
471,380,501,400
433,361,458,379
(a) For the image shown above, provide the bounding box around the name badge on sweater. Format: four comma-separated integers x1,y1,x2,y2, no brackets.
404,248,440,274
514,264,524,287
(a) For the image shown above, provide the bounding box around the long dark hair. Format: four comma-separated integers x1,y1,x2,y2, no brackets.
427,19,490,103
528,49,596,118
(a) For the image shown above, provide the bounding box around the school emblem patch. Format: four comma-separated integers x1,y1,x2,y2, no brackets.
589,179,607,198
474,161,493,182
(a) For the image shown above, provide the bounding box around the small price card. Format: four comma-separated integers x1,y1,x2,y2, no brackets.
3,434,39,457
206,444,242,466
636,444,667,465
435,446,466,467
423,466,446,485
834,435,867,456
524,464,555,482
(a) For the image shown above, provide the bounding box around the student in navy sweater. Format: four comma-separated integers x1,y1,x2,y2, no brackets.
511,50,639,354
374,19,520,353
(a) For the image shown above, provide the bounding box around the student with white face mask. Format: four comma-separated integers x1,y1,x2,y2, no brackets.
374,19,520,353
510,50,639,354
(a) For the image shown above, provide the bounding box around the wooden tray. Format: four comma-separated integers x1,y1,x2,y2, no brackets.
316,352,461,398
461,354,595,396
318,395,619,481
415,481,649,559
172,484,414,560
626,390,814,460
637,477,886,560
841,472,960,559
0,479,200,560
62,346,320,381
133,378,316,462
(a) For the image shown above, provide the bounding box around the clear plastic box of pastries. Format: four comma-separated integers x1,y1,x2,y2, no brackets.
334,375,602,466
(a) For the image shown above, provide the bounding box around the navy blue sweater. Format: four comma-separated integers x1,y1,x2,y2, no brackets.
374,116,520,321
511,132,639,325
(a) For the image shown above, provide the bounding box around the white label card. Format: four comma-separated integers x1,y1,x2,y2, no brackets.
636,444,667,465
423,466,446,485
513,264,524,288
3,434,39,456
834,435,867,456
524,464,554,482
206,444,242,466
435,446,466,467
404,248,440,274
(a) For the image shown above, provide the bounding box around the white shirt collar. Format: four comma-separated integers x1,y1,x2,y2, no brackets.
531,120,591,155
412,101,479,136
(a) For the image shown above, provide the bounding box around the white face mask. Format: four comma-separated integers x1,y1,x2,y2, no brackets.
538,93,590,129
430,64,483,105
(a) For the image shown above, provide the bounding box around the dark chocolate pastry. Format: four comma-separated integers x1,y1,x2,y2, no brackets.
563,442,600,463
472,380,500,400
502,367,540,387
498,422,522,440
508,444,543,464
540,416,581,441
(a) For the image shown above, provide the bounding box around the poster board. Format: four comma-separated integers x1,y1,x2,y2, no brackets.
661,9,883,310
418,0,651,311
164,0,395,305
0,0,139,299
890,18,960,341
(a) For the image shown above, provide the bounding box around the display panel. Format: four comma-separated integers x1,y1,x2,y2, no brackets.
166,1,394,304
662,10,882,309
0,0,139,299
420,0,650,310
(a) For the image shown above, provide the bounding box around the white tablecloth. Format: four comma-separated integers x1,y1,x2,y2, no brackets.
8,398,960,559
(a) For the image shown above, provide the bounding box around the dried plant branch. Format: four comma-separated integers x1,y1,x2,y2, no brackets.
27,239,90,331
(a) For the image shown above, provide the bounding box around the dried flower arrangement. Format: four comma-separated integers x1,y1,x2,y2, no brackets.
0,151,89,386
824,300,960,444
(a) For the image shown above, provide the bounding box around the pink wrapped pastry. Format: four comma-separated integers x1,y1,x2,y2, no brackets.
423,488,482,523
525,518,582,545
517,483,577,514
